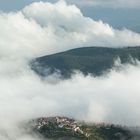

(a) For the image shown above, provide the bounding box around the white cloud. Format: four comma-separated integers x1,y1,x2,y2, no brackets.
0,1,140,139
0,0,140,60
22,0,140,51
1,58,140,140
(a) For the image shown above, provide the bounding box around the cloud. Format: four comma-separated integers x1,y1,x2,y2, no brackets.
22,0,140,51
1,57,140,139
0,0,140,139
0,0,140,60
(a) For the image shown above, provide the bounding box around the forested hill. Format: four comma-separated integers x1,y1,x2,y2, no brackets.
30,116,133,140
31,46,140,77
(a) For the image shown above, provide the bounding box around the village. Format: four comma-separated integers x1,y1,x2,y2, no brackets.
34,116,90,138
30,116,132,140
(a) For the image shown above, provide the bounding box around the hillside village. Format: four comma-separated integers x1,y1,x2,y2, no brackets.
33,116,90,138
30,116,132,140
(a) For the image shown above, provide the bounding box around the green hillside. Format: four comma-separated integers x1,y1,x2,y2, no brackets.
31,46,140,77
30,116,133,140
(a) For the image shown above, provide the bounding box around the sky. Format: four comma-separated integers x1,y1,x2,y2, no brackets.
0,0,140,32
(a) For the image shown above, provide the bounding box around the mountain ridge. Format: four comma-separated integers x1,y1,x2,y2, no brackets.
31,46,140,77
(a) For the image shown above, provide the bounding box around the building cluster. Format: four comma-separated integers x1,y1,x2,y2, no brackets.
35,116,90,137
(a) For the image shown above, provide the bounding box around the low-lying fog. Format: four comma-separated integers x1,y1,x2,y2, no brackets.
0,0,140,139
